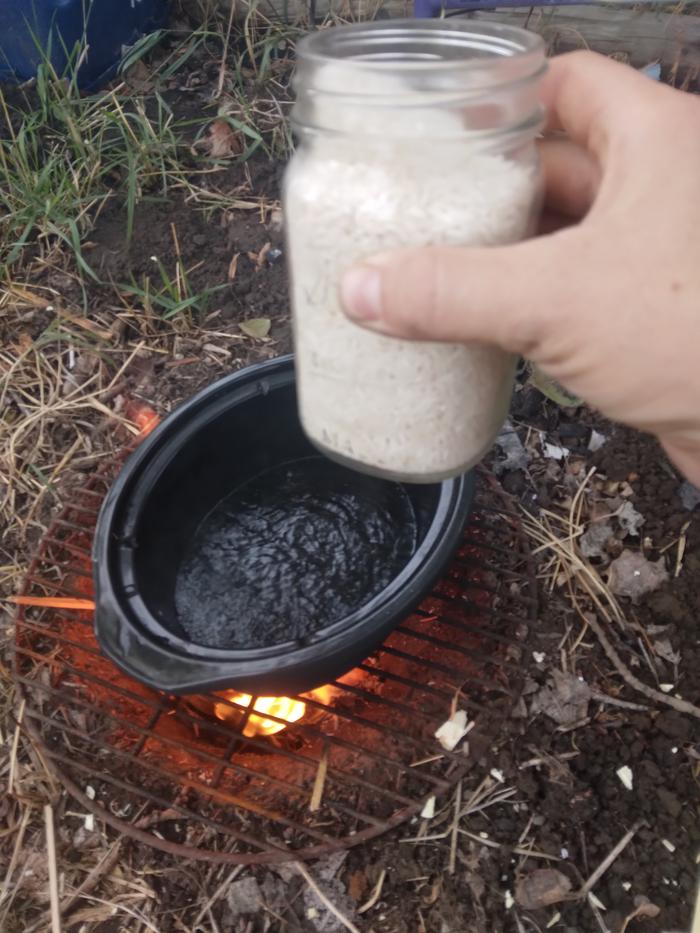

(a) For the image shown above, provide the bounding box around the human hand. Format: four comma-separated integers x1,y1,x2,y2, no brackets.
340,51,700,484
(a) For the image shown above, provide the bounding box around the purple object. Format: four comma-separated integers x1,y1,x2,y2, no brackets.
0,0,168,89
414,0,595,19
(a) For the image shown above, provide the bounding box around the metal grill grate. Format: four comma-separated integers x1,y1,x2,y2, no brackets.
13,449,537,863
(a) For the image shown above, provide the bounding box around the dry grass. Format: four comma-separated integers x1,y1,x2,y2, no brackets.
520,469,700,721
2,7,698,930
0,10,302,929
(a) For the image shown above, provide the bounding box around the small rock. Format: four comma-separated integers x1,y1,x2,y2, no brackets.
656,711,692,741
656,787,682,818
515,869,572,910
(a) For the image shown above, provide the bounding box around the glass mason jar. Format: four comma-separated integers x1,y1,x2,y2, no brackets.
284,20,545,483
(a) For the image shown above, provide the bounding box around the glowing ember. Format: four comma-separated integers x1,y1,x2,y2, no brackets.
213,684,336,738
10,595,95,611
125,400,160,438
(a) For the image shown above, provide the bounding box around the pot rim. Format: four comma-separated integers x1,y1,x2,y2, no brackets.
93,355,474,693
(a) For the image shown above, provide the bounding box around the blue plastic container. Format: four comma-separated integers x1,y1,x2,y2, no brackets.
0,0,168,89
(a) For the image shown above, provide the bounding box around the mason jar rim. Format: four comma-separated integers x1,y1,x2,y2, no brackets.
296,19,545,83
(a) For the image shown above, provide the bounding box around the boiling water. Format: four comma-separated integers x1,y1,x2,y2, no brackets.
174,457,417,649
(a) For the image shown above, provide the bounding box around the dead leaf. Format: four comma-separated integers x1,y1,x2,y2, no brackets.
580,521,614,560
423,878,442,907
620,896,662,932
680,481,700,511
652,638,681,666
607,550,669,602
528,366,582,407
493,420,529,475
200,120,243,159
8,285,52,308
239,318,271,339
347,869,368,902
515,869,572,910
617,501,645,536
225,876,263,920
530,670,590,727
255,241,271,271
632,895,660,918
228,252,240,282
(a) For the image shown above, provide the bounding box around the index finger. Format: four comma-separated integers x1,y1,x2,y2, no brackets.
541,50,662,157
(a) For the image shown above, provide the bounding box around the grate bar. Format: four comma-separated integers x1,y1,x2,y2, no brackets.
324,679,443,723
453,553,533,584
41,745,292,854
397,621,521,673
28,708,400,836
20,674,425,814
355,662,452,701
16,656,452,794
210,689,459,774
14,464,537,862
42,536,93,563
413,606,526,644
23,574,94,601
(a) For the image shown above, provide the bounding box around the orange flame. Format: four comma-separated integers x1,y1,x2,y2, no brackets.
213,684,336,738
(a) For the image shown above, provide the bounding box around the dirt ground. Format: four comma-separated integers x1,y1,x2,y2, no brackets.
1,14,699,933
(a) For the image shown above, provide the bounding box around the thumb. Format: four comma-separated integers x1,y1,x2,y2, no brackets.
340,231,588,358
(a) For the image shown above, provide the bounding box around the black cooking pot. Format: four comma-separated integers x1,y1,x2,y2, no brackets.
93,356,474,695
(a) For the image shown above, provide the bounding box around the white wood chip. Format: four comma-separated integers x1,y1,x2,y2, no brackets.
434,710,472,751
546,912,561,928
490,768,505,783
616,765,633,790
421,796,436,819
661,839,676,853
659,683,675,693
84,813,94,832
543,442,569,460
85,785,96,800
504,890,514,910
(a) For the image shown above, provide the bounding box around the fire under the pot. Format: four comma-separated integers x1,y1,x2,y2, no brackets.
185,679,357,739
12,408,537,864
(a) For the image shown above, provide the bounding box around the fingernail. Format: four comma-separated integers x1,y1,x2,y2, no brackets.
340,265,382,322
